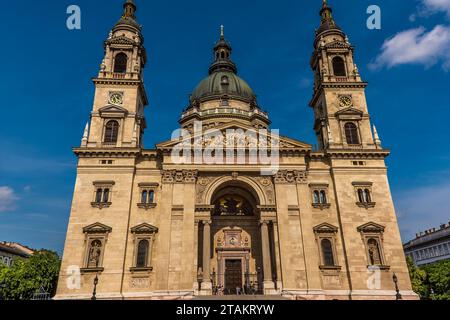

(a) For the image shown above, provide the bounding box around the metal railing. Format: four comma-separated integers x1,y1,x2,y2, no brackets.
210,270,264,296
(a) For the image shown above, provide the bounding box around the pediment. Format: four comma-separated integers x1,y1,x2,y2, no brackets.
98,104,128,116
157,121,311,151
325,40,351,50
335,107,363,116
357,222,385,233
313,223,338,233
99,104,128,115
334,107,363,120
131,223,158,234
106,35,136,46
83,222,112,234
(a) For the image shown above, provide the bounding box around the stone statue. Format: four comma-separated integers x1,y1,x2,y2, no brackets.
88,241,102,267
368,240,381,265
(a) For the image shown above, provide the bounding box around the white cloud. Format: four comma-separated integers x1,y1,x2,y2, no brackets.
0,186,19,213
395,181,450,242
422,0,450,17
370,25,450,70
410,0,450,21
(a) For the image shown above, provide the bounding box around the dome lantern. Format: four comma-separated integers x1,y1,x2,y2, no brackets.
209,26,238,75
189,26,257,105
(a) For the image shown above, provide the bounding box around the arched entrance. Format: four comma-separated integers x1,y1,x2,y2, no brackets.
197,177,279,296
211,183,263,295
208,181,265,295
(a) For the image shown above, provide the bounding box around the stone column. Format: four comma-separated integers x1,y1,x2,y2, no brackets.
261,220,275,293
272,221,283,291
193,219,200,293
201,220,212,292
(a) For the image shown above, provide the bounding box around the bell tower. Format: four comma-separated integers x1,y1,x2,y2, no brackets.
309,0,381,150
81,0,148,149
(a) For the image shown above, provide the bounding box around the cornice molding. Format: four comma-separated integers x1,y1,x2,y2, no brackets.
73,147,141,158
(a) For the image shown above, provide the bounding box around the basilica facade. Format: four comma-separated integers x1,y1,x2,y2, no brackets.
55,0,417,300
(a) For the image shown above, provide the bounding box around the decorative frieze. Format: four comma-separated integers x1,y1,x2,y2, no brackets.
162,170,198,184
274,170,308,184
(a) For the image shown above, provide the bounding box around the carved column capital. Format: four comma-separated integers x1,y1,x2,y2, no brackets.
202,220,212,226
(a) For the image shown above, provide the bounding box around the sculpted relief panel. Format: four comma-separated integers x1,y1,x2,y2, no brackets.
162,170,198,184
274,170,308,184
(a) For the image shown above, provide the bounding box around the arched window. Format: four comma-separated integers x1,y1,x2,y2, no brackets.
320,191,327,204
313,191,320,204
364,189,371,203
95,188,103,203
104,120,119,143
102,189,110,203
148,191,155,203
358,189,365,203
332,56,346,76
114,53,128,73
136,239,149,268
220,51,225,59
221,76,229,85
141,190,148,204
344,123,360,145
367,238,382,265
321,239,335,266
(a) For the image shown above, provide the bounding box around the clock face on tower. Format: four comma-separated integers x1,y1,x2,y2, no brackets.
338,95,353,108
109,92,123,105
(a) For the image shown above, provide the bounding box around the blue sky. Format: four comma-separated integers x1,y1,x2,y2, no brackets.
1,0,450,254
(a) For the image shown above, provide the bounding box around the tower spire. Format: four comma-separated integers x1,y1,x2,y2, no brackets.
123,0,137,19
208,25,237,74
113,0,141,32
320,0,334,23
315,0,342,40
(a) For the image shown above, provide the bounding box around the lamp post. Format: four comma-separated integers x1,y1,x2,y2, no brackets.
91,274,99,300
392,273,402,300
91,260,100,301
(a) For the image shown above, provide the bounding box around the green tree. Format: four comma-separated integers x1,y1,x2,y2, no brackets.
423,259,450,300
0,250,60,300
406,256,429,299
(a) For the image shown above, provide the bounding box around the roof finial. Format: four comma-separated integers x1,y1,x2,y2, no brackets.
123,0,137,18
320,0,334,22
220,25,225,39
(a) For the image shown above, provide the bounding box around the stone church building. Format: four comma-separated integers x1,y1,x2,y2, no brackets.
56,0,417,300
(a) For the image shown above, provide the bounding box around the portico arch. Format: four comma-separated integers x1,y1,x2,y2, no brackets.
198,176,277,295
203,175,268,206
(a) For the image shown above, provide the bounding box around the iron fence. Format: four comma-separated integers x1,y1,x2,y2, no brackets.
210,270,264,295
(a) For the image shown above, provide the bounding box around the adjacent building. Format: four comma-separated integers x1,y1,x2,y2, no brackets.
0,242,34,267
55,0,417,300
404,223,450,266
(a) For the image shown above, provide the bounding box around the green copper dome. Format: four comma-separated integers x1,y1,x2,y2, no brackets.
191,71,256,103
190,26,257,104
